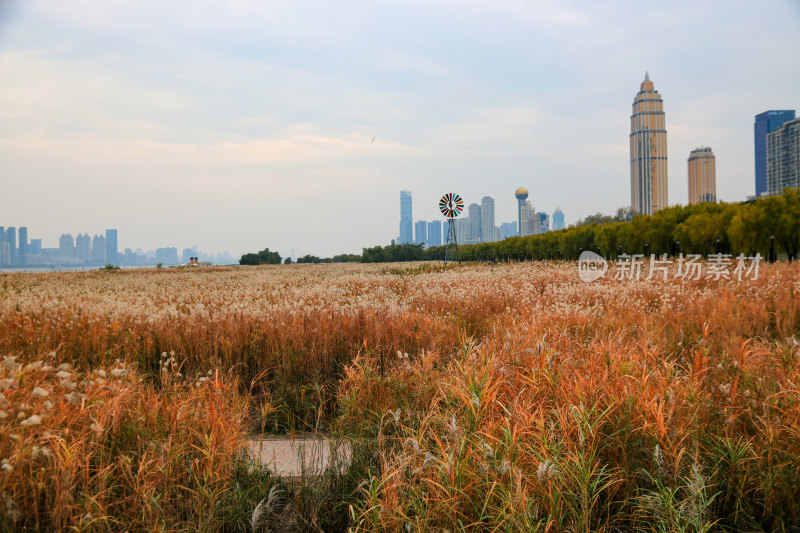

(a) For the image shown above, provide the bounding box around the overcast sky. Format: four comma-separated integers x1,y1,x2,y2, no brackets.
1,1,799,258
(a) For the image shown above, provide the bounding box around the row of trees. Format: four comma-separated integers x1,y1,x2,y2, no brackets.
240,189,800,265
420,188,799,262
239,250,362,265
239,248,282,265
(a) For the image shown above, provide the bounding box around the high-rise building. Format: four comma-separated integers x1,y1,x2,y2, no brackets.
414,220,427,246
552,207,565,230
455,217,470,245
29,239,42,256
688,147,716,204
767,117,800,196
91,234,106,263
519,202,536,237
480,196,495,243
755,110,795,197
59,234,75,260
156,247,179,264
467,203,482,244
5,227,16,265
630,72,668,215
0,228,9,265
398,191,413,244
18,227,27,265
182,248,196,264
76,233,91,263
536,212,550,234
427,220,442,248
499,221,517,239
515,187,529,235
105,229,118,265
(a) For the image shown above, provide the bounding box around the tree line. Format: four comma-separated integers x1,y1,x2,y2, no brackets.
423,188,799,263
241,188,800,265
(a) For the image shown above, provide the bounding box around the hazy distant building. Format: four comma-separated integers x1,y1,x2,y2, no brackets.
414,220,427,246
105,229,118,265
0,241,9,265
29,239,42,256
76,233,91,263
630,72,668,215
156,247,179,265
59,234,75,260
755,110,795,197
552,207,565,230
398,190,413,244
536,212,550,234
480,196,495,243
5,227,16,265
456,218,470,244
182,248,196,264
467,203,482,244
687,147,716,204
499,221,517,239
91,235,106,263
427,220,442,247
18,227,27,265
767,117,800,196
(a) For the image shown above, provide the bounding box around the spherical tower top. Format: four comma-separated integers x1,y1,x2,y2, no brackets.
515,187,529,200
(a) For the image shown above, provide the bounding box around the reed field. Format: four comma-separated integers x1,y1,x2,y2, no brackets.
1,261,799,531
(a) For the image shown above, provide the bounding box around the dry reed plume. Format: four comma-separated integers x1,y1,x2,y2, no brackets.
0,261,798,530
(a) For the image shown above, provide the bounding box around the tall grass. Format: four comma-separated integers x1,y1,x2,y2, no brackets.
1,261,799,530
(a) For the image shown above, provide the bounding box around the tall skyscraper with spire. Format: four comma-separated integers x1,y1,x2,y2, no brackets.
630,72,668,215
552,207,565,230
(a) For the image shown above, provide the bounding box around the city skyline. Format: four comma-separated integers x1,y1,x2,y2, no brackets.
1,2,799,257
399,188,554,248
0,224,234,267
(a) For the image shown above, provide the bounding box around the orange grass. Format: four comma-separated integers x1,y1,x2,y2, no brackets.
0,355,251,531
1,261,799,531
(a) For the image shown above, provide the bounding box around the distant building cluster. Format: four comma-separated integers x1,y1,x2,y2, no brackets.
397,75,796,245
515,188,559,237
628,74,797,212
765,116,800,196
0,227,119,267
0,226,233,268
396,190,564,248
754,110,796,198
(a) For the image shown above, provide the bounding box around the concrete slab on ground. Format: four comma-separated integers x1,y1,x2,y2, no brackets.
247,435,350,477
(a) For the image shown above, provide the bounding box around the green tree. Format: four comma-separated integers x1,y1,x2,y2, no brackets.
239,248,281,265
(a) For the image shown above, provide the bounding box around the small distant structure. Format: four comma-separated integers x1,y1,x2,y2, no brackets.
439,193,464,263
188,256,199,266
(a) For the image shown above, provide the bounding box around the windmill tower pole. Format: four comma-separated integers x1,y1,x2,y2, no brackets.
444,218,459,264
440,193,462,264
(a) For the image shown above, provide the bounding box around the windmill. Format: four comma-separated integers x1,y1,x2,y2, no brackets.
439,193,464,264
